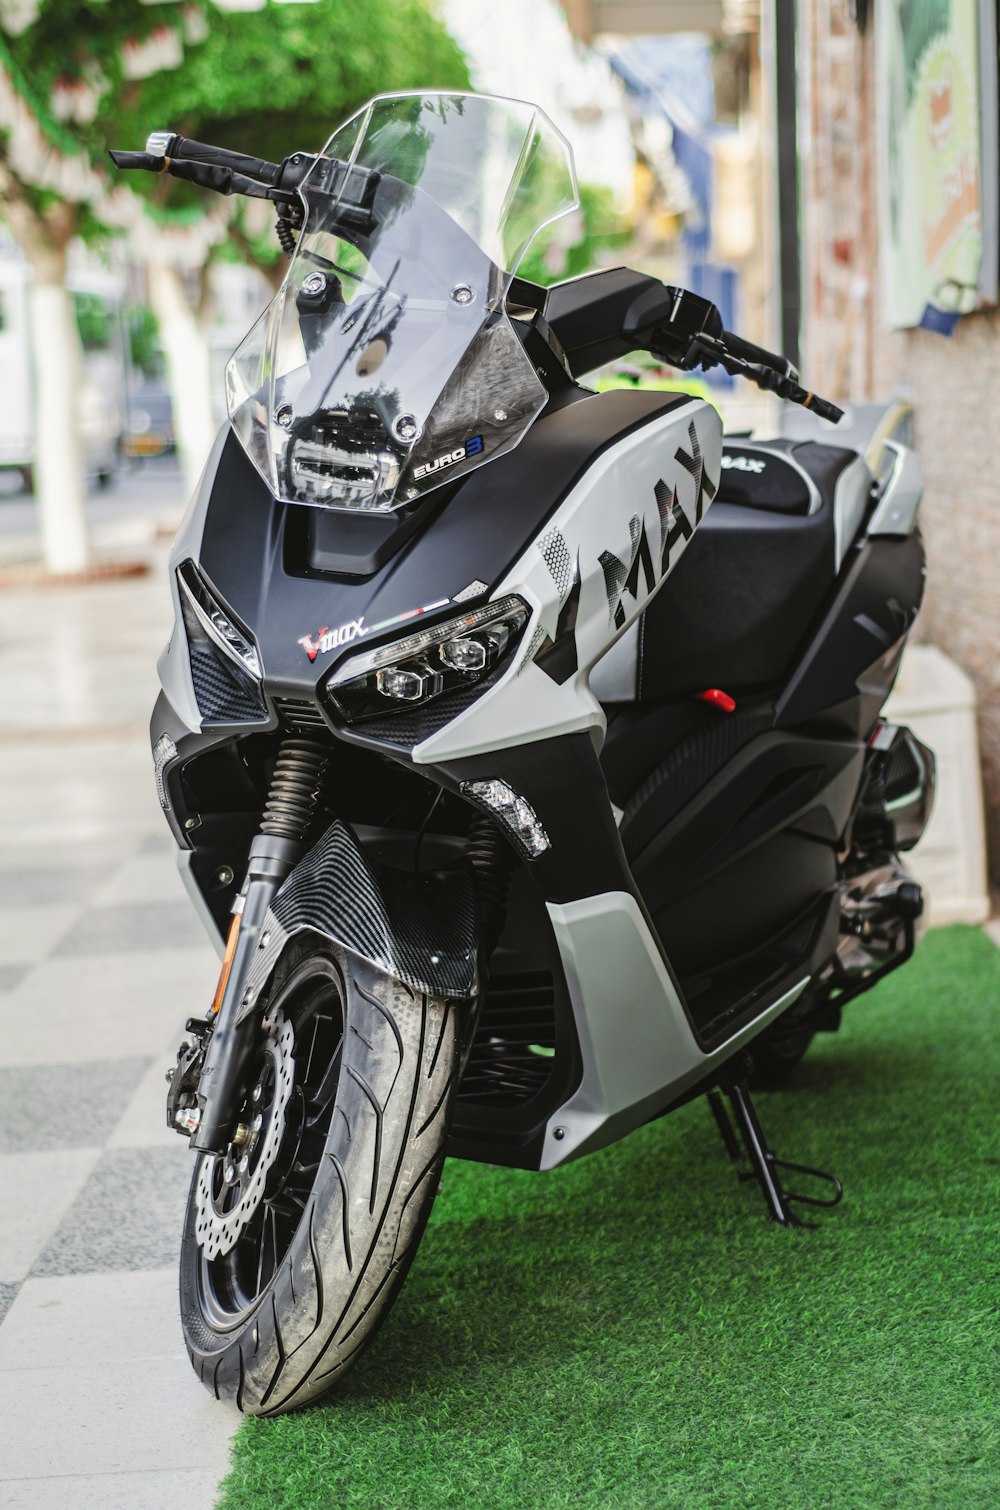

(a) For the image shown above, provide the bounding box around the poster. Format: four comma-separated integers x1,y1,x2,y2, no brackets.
877,0,989,330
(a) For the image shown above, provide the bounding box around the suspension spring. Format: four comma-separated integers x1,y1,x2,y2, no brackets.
275,216,297,258
260,738,330,842
468,813,517,957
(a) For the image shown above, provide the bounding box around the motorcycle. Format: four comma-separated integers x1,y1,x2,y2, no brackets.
111,92,934,1416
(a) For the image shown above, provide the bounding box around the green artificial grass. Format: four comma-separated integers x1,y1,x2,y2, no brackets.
218,926,1000,1509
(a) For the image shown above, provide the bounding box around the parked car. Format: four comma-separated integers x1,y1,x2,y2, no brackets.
123,378,175,460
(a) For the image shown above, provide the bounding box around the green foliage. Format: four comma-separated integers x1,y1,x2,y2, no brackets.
517,181,629,286
126,304,162,377
3,0,470,225
72,289,113,351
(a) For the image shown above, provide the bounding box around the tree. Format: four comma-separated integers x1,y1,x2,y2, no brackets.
108,0,471,492
0,0,468,565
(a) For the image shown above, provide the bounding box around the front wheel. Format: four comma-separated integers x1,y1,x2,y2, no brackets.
179,943,460,1416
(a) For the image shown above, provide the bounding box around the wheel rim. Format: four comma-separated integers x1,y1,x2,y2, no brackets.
196,955,345,1331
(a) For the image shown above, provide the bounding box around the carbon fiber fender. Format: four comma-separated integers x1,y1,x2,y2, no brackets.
236,820,479,1021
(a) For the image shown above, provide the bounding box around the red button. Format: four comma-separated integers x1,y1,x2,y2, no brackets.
695,688,736,713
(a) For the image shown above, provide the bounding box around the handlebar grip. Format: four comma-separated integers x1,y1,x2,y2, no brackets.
162,135,281,187
722,329,796,379
805,394,845,423
108,150,163,172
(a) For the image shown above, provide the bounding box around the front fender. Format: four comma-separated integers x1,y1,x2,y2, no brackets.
237,820,479,1020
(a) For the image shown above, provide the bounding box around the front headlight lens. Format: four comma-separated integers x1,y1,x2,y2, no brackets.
326,596,529,725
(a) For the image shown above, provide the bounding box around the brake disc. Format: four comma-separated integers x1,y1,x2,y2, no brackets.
194,1011,296,1262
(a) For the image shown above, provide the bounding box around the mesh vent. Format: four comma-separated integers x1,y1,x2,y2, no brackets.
458,970,557,1107
364,678,490,749
273,697,329,734
188,645,266,723
884,738,921,801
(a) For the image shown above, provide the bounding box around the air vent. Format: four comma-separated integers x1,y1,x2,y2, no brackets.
458,970,557,1107
273,697,329,734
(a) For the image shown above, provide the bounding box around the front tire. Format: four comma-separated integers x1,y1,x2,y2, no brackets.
179,945,460,1416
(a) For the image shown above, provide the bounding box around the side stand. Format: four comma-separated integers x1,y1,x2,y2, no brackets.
707,1067,843,1228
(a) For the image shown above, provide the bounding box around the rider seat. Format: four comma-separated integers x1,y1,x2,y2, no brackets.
633,438,870,699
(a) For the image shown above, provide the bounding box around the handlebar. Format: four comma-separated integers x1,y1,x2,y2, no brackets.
108,131,314,209
647,288,842,423
108,134,843,423
149,133,283,188
721,328,797,383
701,333,843,422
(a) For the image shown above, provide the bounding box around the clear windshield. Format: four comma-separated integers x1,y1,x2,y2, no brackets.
226,93,579,513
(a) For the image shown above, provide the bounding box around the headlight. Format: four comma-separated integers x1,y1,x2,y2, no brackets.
325,596,529,725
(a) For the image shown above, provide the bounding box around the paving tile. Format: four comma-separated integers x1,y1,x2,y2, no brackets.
0,905,82,967
0,864,118,907
0,1149,100,1283
0,1467,226,1510
93,853,189,908
0,1357,235,1481
0,1060,150,1154
32,1146,191,1277
108,1047,187,1151
0,1269,182,1370
0,967,27,994
53,901,208,957
0,1284,19,1327
0,950,217,1067
140,832,177,856
0,813,162,850
0,844,134,880
0,743,163,850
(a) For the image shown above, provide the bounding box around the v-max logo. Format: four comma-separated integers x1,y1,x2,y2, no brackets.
598,422,718,630
298,618,367,662
413,434,483,481
721,453,765,474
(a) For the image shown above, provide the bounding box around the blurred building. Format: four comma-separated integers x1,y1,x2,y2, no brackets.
440,0,634,200
796,0,1000,883
564,1,777,426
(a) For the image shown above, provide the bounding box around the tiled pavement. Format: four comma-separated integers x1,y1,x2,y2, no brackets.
0,542,237,1506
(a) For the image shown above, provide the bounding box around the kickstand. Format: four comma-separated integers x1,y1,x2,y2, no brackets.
707,1068,843,1228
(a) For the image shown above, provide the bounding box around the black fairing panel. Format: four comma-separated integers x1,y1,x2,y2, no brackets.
625,728,863,1041
637,441,857,696
195,389,689,695
776,531,926,734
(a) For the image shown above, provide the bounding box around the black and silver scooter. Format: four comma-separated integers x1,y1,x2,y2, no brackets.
112,91,934,1416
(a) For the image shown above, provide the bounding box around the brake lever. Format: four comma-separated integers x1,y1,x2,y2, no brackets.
682,333,844,423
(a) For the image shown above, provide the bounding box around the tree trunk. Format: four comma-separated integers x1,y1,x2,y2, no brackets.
28,246,90,573
147,261,217,499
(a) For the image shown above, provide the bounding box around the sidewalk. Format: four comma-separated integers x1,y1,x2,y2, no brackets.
0,504,237,1506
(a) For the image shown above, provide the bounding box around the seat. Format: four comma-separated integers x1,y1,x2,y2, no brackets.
635,439,865,699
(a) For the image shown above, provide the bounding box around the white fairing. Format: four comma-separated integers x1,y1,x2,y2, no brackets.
867,440,923,536
542,892,809,1168
833,454,874,569
413,397,722,763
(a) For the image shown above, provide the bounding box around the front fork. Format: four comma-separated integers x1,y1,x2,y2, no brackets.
173,738,330,1155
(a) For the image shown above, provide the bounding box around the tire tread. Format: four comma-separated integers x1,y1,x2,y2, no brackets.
180,952,460,1416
